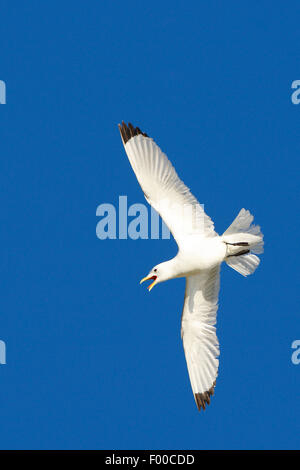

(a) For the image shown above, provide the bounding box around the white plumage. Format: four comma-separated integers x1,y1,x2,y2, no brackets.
119,122,264,411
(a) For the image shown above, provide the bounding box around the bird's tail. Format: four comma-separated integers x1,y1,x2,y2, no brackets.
221,209,264,277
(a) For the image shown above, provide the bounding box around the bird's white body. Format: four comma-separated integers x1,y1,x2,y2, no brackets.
177,236,227,272
118,122,264,411
158,237,226,282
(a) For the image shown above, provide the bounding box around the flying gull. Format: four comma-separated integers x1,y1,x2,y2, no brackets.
118,121,264,411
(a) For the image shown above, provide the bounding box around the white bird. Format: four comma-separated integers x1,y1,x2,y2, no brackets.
118,122,264,411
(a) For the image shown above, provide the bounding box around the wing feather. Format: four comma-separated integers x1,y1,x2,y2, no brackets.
181,266,220,411
118,122,216,246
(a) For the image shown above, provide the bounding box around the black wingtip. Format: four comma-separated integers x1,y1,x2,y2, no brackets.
194,381,216,412
118,121,149,144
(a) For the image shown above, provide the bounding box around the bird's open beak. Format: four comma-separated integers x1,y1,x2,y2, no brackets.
140,275,157,292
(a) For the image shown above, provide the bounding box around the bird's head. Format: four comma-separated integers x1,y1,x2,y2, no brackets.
140,261,175,292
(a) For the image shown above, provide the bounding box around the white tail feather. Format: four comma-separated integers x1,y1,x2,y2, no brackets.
222,209,264,276
226,253,260,277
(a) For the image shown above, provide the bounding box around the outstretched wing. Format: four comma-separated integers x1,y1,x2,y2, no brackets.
118,122,216,247
181,266,220,411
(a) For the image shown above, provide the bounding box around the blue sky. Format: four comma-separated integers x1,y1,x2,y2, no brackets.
0,1,299,450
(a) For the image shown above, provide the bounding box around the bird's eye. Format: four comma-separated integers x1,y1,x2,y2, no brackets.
154,268,157,273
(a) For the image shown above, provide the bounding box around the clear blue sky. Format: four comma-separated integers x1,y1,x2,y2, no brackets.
0,1,299,450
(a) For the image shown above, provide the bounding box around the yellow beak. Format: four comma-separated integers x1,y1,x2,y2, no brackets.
140,275,158,292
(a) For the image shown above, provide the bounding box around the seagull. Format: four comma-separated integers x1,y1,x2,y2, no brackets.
118,121,264,411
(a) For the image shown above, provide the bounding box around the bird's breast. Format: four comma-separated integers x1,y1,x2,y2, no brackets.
177,236,226,273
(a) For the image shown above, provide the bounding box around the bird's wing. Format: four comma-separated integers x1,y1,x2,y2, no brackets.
181,266,220,411
118,122,217,246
